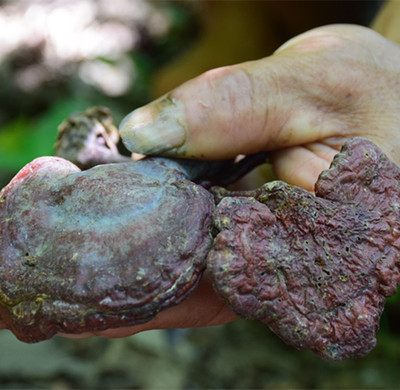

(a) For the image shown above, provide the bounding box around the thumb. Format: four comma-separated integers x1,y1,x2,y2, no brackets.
119,25,398,161
119,57,336,159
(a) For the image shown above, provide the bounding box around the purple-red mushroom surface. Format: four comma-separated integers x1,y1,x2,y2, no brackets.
0,156,214,342
208,137,400,361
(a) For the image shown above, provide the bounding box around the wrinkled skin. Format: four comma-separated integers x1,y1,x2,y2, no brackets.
0,156,214,342
208,138,400,361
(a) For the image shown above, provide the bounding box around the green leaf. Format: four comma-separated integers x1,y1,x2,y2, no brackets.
0,98,90,172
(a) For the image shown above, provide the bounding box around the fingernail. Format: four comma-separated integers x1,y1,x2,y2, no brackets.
119,95,187,154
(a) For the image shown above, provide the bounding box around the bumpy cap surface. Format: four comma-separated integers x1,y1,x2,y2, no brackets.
0,156,213,342
208,137,400,361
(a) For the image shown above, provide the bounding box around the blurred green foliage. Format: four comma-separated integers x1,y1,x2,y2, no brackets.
2,318,400,389
0,98,89,171
0,0,199,188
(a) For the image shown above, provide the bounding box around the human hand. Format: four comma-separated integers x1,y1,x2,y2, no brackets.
62,24,400,339
120,24,400,192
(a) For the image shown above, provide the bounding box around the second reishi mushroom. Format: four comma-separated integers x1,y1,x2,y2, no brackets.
208,137,400,361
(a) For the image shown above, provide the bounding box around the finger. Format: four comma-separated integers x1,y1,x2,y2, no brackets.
271,141,342,191
119,58,339,159
119,25,378,160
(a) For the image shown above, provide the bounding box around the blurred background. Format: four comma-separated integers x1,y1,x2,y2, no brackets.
2,0,400,388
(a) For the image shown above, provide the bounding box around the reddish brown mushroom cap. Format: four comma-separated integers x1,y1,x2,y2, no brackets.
0,156,213,342
208,137,400,361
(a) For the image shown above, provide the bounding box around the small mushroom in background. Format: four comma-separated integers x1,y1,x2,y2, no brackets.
55,106,132,169
208,137,400,361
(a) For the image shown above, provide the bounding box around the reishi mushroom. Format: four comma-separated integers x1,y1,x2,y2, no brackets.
0,155,214,342
208,137,400,361
54,106,132,169
1,106,400,362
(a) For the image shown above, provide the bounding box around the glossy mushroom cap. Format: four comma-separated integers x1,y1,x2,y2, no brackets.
0,156,213,342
